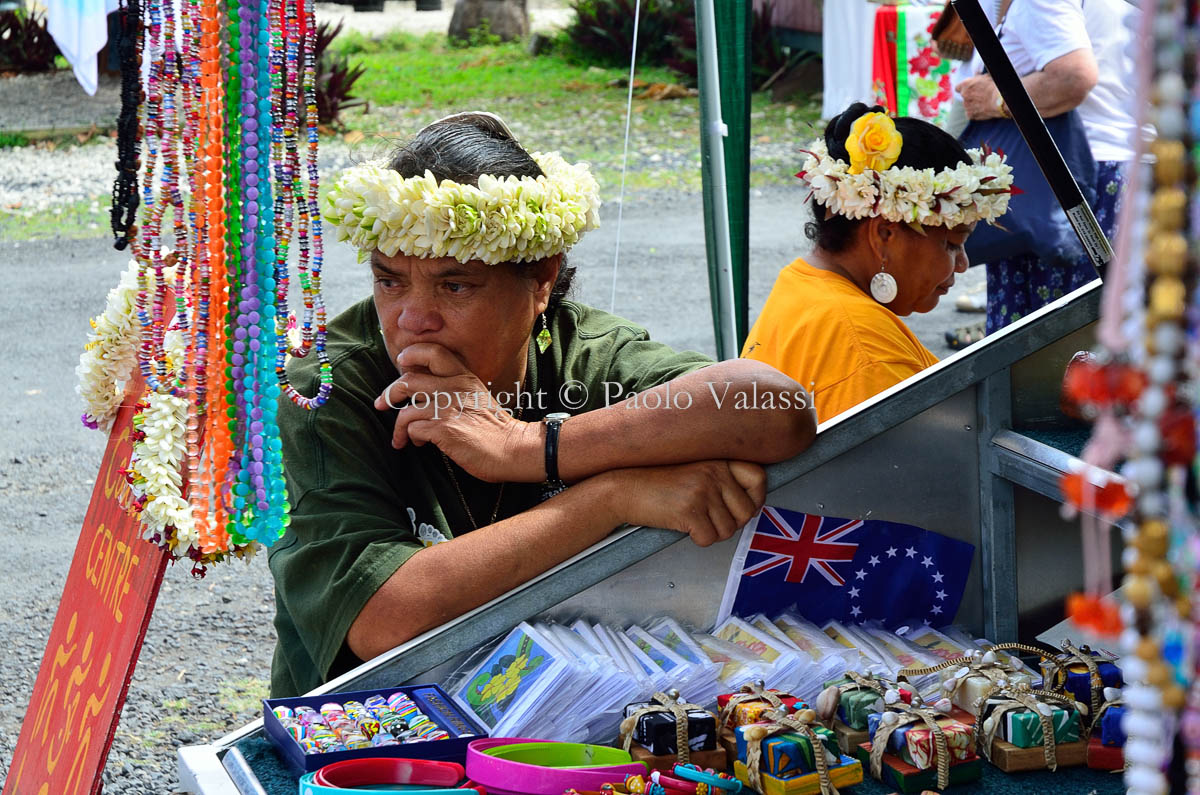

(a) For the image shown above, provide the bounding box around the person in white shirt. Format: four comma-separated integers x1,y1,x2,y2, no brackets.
952,0,1138,333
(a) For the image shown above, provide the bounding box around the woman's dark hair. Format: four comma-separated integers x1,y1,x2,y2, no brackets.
387,114,576,310
804,102,973,253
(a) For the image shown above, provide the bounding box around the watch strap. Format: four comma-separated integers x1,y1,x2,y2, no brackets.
544,417,562,482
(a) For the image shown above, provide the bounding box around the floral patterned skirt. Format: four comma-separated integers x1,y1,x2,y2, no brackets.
985,160,1127,334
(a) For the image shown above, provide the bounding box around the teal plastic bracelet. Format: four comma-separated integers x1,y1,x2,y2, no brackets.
671,763,743,793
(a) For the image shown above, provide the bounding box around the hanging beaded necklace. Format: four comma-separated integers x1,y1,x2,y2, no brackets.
270,0,332,410
1059,1,1196,790
109,0,142,250
88,0,331,569
133,0,187,398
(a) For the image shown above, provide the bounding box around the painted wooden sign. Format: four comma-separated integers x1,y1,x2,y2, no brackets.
5,390,168,795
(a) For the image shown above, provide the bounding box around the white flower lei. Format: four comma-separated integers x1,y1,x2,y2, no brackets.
798,139,1015,228
76,260,142,430
323,151,602,263
77,259,260,568
131,386,198,551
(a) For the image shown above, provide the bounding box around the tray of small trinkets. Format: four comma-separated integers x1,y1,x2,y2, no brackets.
263,684,490,774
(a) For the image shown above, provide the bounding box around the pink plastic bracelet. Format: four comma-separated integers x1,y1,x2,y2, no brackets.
465,738,648,795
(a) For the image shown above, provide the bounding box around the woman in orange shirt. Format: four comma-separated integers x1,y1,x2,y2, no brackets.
743,103,1015,422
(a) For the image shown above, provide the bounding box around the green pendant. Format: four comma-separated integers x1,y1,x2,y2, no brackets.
536,326,553,354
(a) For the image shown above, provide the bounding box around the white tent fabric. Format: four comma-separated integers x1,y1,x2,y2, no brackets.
821,0,943,121
821,0,876,120
47,0,121,95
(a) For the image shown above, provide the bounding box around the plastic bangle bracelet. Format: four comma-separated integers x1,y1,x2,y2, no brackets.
299,773,474,794
311,758,467,789
671,764,743,793
648,770,712,793
466,737,649,795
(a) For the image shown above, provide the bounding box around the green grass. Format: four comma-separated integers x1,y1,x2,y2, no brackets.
0,197,107,241
333,31,679,110
329,30,822,194
0,31,822,243
218,676,269,717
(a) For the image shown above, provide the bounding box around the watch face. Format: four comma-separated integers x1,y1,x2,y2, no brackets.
545,412,571,423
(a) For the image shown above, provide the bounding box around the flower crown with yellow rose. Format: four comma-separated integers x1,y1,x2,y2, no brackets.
323,150,602,264
797,112,1017,229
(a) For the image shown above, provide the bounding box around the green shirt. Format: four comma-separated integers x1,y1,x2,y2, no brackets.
270,298,712,696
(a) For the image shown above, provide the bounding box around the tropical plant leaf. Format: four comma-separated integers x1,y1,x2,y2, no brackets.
0,9,62,73
310,21,367,129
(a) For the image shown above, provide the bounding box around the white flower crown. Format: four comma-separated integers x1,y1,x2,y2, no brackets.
797,139,1016,229
323,151,602,264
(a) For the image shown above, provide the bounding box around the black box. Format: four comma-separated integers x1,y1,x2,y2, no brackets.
622,701,717,756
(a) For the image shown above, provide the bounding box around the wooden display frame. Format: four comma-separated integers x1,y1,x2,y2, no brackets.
987,736,1087,772
628,743,727,774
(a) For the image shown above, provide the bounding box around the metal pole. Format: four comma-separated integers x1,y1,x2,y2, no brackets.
696,0,739,360
951,0,1112,278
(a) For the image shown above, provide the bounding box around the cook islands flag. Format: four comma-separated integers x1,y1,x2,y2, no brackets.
716,506,975,628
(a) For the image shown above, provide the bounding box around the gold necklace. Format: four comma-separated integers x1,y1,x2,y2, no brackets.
440,395,526,531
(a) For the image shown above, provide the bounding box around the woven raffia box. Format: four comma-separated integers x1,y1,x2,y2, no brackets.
733,755,863,795
855,742,982,794
628,743,727,775
734,723,840,777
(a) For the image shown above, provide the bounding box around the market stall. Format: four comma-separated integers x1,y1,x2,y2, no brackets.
6,0,1182,789
176,278,1123,793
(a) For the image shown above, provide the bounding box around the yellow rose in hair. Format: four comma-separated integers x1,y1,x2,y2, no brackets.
845,112,904,175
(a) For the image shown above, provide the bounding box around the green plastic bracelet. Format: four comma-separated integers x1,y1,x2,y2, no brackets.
481,740,638,769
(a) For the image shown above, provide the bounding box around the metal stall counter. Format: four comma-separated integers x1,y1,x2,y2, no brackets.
179,282,1115,794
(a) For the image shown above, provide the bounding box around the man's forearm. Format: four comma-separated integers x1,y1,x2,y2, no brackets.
551,359,816,483
346,475,624,661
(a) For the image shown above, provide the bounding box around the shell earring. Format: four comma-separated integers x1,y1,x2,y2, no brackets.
870,255,898,304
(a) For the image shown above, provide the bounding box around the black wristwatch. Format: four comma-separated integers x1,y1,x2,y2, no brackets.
542,412,570,496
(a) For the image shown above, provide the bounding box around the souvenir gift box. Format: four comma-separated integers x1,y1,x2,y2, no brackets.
622,700,717,757
733,756,863,795
855,742,982,794
1099,703,1126,746
628,743,727,774
941,666,1034,713
1087,735,1124,771
980,699,1081,748
263,684,488,774
866,713,974,768
1050,657,1123,708
733,723,840,778
986,735,1087,772
822,677,910,730
717,690,804,727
